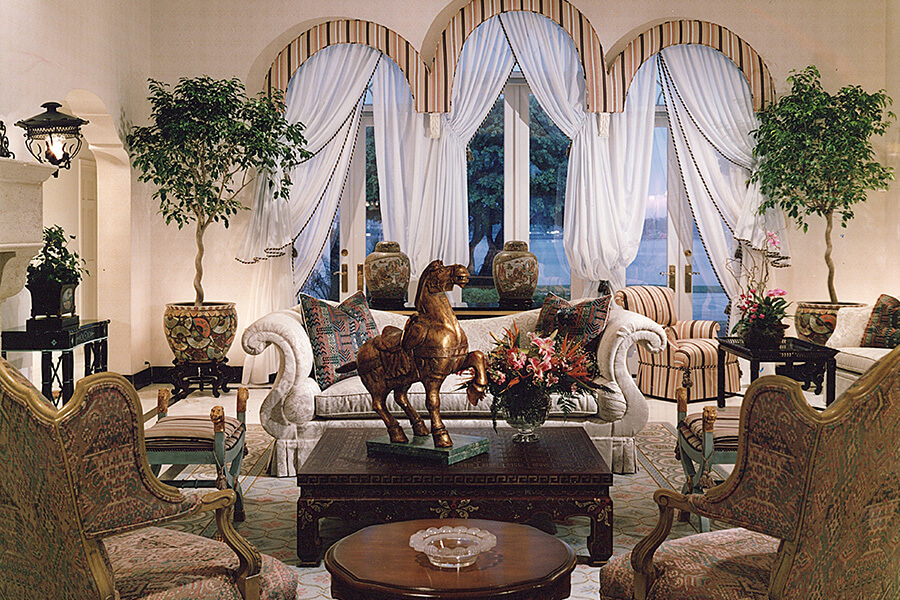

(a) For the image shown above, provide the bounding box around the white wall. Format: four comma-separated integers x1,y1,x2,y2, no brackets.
3,0,898,374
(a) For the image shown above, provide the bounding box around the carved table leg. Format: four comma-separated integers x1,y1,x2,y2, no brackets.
584,496,613,566
297,499,324,566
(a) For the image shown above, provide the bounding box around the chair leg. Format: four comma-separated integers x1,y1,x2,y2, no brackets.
229,444,246,522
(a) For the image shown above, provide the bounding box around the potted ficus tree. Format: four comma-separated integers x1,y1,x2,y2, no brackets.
750,65,895,343
127,76,309,364
26,225,88,332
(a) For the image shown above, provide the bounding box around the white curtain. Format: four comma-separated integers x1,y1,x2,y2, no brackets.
499,11,658,290
237,44,380,383
658,44,789,304
370,58,439,275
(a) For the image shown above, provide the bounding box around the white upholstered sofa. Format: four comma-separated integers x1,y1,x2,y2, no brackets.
242,300,666,476
826,303,894,397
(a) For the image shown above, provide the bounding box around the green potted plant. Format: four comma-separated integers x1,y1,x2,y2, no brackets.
127,76,310,363
26,225,88,331
750,65,894,343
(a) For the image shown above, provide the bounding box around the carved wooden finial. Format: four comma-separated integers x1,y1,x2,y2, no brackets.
702,406,718,431
157,388,171,414
237,387,249,414
675,387,687,413
210,406,226,432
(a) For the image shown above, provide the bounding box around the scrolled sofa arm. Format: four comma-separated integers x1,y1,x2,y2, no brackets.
594,304,667,423
241,309,320,439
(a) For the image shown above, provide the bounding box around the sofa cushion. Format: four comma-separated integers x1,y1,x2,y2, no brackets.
834,346,892,376
314,374,598,419
826,304,873,349
537,293,612,349
300,291,379,388
861,294,900,349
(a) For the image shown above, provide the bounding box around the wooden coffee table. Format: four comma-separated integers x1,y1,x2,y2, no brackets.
297,427,612,566
324,518,576,600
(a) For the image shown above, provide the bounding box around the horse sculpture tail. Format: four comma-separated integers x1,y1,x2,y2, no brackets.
335,361,357,374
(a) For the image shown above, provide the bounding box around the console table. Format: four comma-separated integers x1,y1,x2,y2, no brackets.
717,336,838,408
1,319,109,404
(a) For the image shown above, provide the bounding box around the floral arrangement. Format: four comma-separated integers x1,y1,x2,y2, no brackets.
729,231,791,337
483,324,602,429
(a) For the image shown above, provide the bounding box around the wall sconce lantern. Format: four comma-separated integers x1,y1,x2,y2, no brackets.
15,102,88,176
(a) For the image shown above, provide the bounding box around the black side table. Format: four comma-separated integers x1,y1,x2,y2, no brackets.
1,320,109,405
717,336,838,408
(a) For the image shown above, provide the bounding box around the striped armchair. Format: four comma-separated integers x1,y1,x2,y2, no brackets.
615,286,739,403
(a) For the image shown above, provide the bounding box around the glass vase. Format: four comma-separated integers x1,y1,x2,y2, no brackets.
502,392,552,443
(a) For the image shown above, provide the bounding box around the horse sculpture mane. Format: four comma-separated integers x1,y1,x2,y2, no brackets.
339,260,487,447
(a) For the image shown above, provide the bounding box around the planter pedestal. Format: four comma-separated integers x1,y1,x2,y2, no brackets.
169,358,234,403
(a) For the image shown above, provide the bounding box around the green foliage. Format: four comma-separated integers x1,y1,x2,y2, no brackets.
27,225,88,286
126,76,311,303
751,65,894,230
750,65,894,302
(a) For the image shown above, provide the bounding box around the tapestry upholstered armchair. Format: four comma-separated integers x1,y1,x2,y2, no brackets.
600,345,900,600
614,285,740,403
0,358,298,600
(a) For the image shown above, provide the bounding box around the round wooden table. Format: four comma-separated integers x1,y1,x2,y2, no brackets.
324,518,576,600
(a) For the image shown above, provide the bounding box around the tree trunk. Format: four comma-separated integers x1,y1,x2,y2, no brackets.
193,220,207,306
824,209,837,303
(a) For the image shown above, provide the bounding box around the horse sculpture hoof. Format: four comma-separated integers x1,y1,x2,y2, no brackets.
411,420,430,437
388,425,409,444
432,427,453,448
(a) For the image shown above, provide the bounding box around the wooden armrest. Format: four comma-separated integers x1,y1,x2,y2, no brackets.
157,388,170,417
198,490,261,600
631,489,693,600
236,387,248,419
210,405,226,431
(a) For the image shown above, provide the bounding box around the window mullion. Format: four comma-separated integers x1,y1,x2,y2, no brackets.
503,83,530,243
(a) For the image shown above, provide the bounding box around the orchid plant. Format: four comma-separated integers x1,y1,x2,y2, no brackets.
729,232,791,337
483,324,602,429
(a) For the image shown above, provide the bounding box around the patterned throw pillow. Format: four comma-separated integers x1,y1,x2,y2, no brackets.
300,291,379,388
537,292,612,350
861,294,900,349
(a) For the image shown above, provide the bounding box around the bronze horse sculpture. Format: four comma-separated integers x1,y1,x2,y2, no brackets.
337,260,487,447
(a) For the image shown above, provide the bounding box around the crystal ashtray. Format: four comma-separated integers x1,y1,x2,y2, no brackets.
409,525,497,569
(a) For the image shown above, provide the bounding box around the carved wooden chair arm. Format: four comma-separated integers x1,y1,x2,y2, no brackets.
630,489,694,600
198,489,261,600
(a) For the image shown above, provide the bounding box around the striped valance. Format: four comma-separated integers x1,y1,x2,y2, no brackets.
266,20,426,106
604,20,775,113
265,16,775,116
428,0,605,113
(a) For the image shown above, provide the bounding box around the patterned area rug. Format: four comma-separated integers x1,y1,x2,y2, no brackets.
160,423,725,599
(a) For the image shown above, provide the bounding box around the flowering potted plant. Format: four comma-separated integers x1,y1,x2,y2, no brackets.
484,324,602,442
729,232,791,349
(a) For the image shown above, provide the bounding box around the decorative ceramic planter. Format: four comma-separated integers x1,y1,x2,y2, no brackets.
163,302,237,362
364,241,410,307
492,241,538,306
794,301,866,345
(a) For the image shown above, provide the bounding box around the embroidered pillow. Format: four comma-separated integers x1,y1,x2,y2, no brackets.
300,291,379,388
861,294,900,349
537,293,612,350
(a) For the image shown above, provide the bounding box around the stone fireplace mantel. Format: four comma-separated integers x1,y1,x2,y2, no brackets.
0,158,56,347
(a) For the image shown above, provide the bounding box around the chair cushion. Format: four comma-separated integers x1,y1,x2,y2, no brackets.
145,416,244,452
300,291,379,388
600,528,779,600
105,526,299,600
678,406,741,452
614,286,675,326
861,294,900,349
